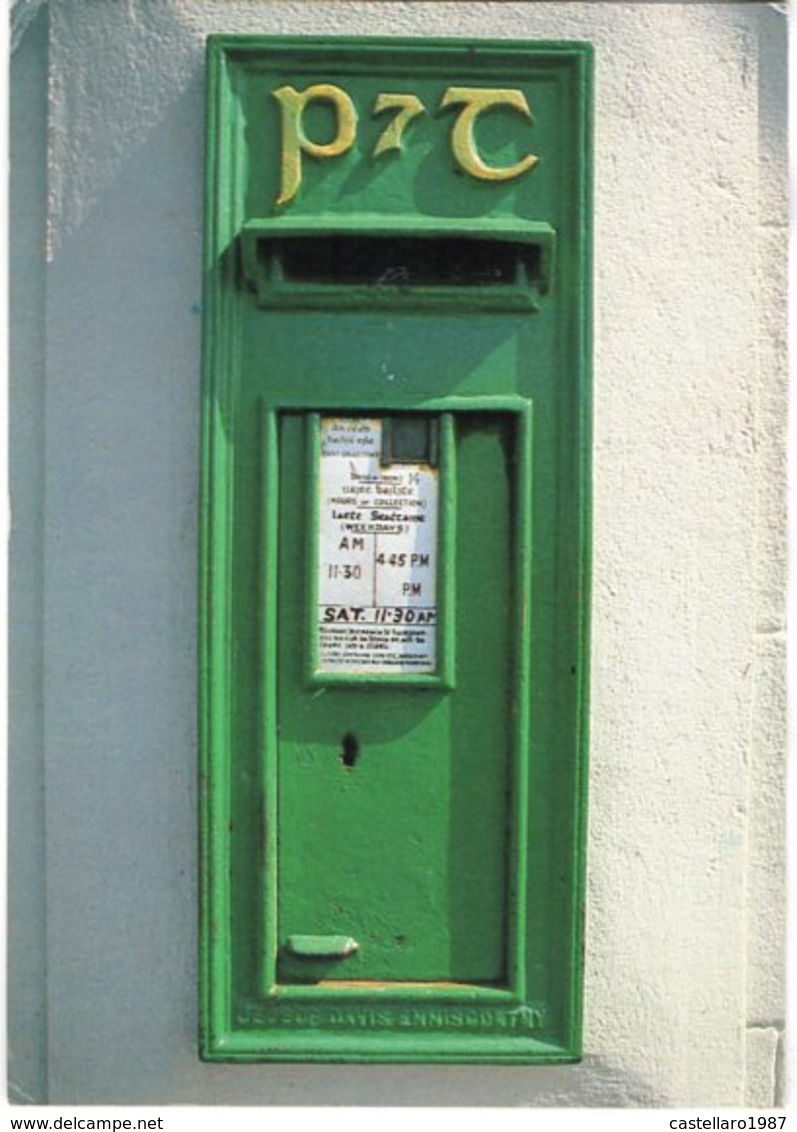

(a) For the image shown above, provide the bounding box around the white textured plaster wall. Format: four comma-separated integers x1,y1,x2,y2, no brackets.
12,0,786,1107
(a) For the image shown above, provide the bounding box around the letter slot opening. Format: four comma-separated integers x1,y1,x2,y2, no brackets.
270,235,540,288
239,220,556,311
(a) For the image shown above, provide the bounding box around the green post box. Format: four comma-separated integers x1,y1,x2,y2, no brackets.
201,35,592,1063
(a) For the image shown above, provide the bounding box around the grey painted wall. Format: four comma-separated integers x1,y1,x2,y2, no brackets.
9,2,49,1106
9,0,787,1106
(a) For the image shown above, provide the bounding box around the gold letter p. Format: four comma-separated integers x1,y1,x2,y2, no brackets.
273,84,358,207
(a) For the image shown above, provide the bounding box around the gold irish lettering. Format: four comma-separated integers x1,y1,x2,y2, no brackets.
440,86,538,182
272,83,358,206
372,92,425,156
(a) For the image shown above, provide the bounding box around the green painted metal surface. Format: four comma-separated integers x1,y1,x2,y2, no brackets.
201,35,592,1063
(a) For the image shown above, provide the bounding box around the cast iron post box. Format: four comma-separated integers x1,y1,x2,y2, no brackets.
201,35,592,1063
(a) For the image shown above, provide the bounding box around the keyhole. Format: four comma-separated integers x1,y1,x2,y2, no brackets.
340,732,360,769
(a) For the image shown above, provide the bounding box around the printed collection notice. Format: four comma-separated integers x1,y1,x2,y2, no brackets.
317,417,438,674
